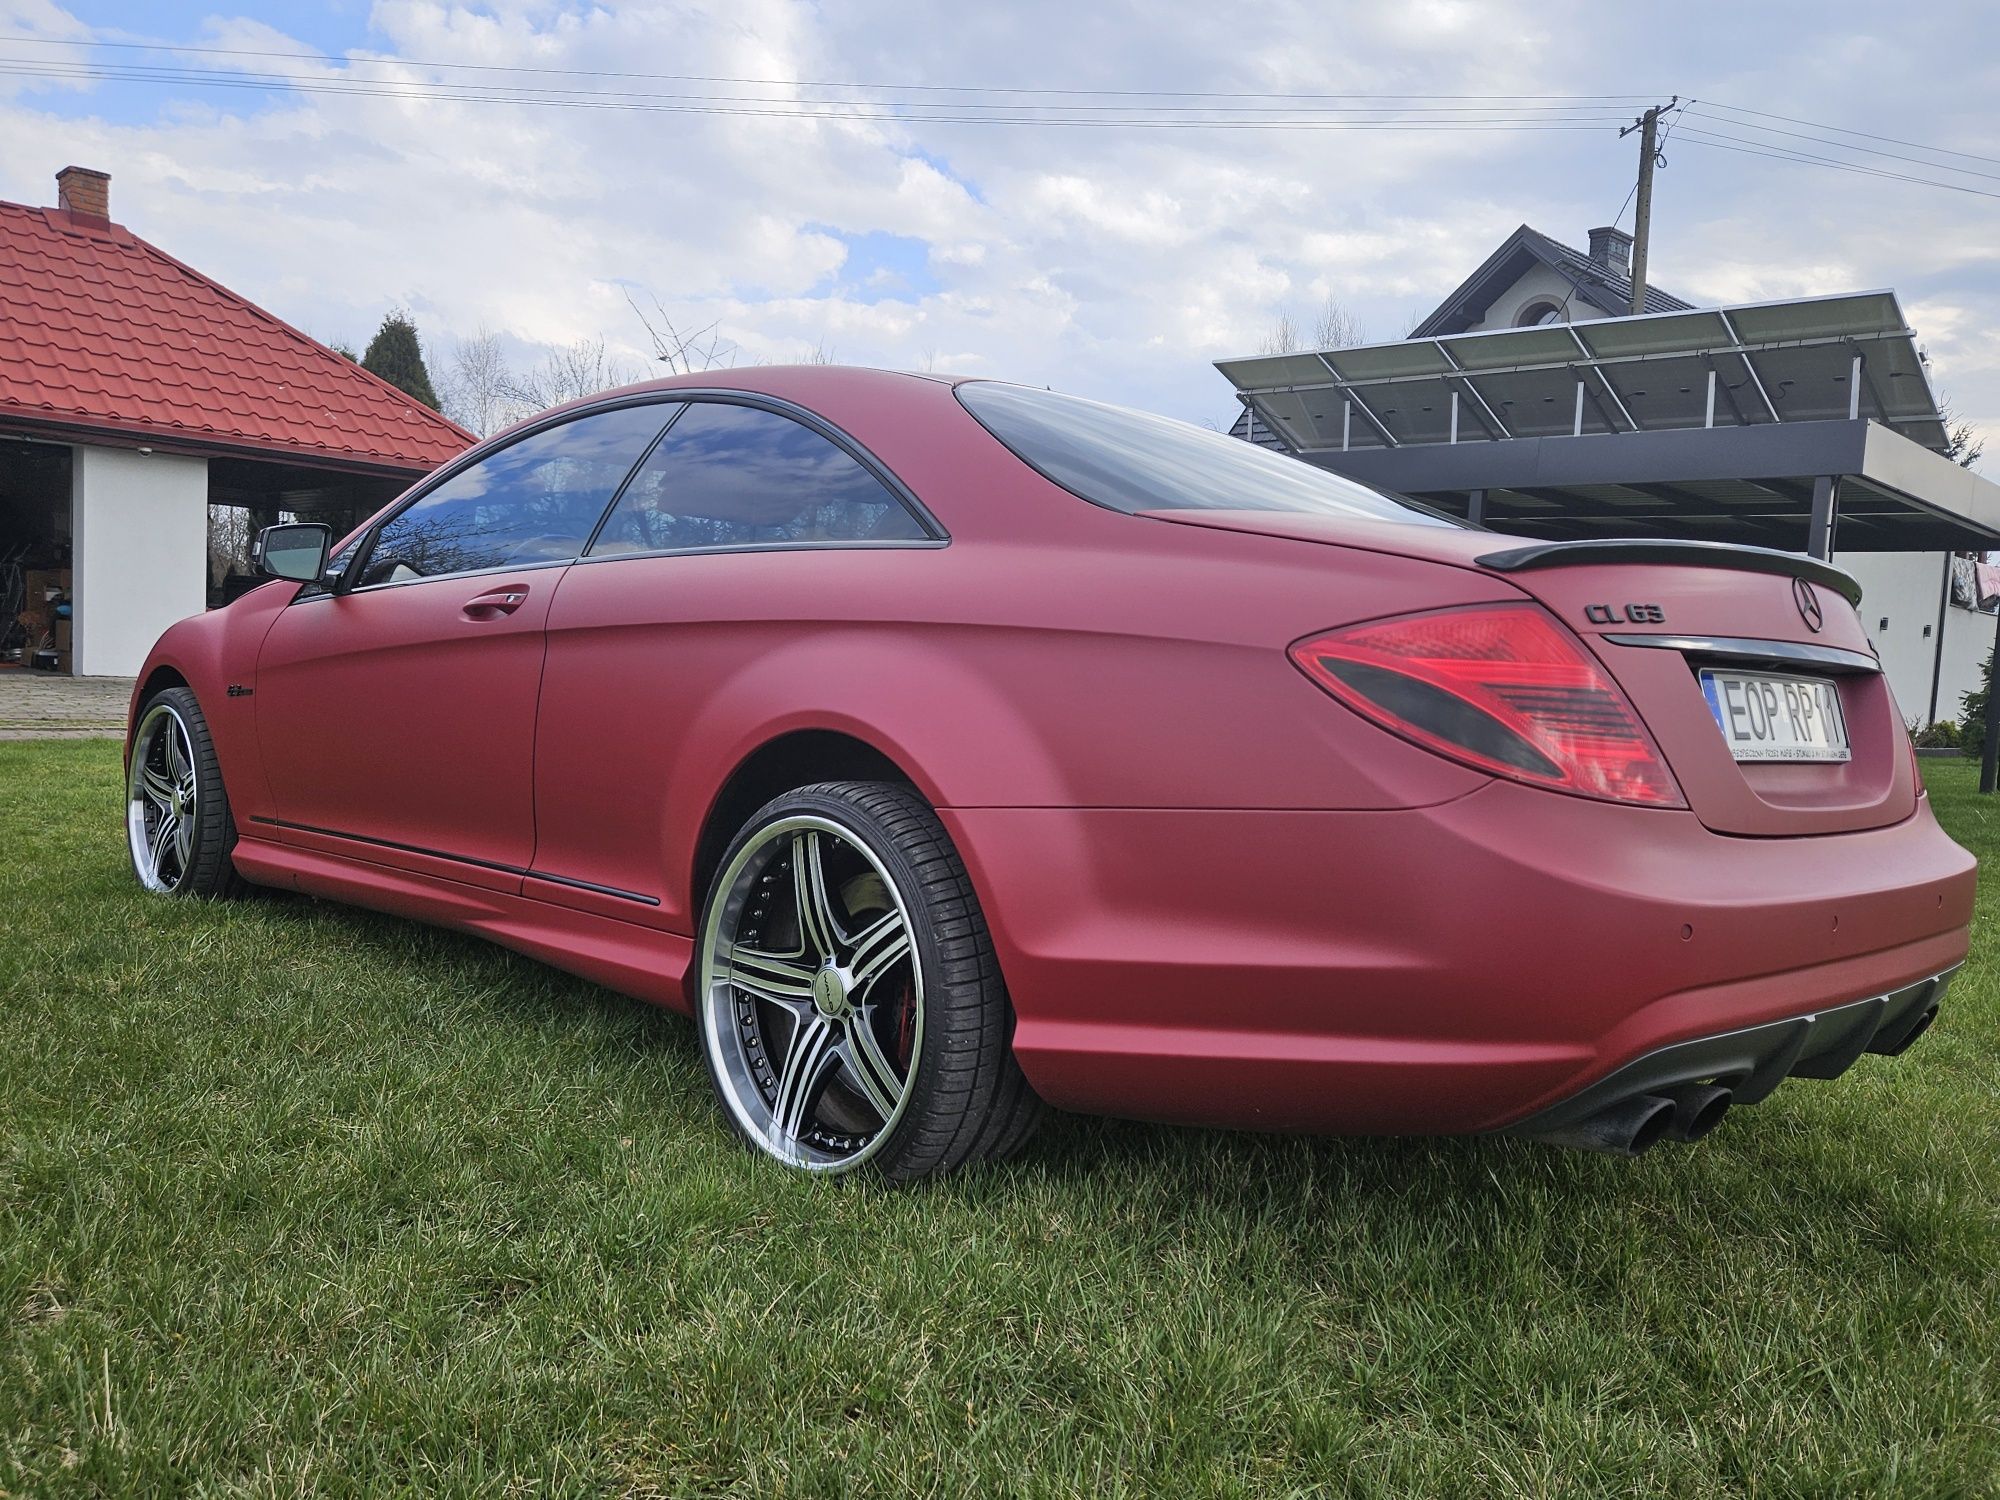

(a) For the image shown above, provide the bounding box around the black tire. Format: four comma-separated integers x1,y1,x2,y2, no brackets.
125,685,249,900
695,780,1042,1182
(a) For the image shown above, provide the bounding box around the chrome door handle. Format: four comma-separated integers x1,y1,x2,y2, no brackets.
461,586,529,618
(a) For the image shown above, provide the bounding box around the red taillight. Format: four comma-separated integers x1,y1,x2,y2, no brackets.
1290,603,1685,807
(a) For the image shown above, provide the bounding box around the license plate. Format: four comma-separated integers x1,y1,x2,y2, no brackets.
1700,670,1850,762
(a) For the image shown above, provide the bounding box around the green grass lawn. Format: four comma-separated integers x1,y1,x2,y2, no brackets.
2,740,1996,1498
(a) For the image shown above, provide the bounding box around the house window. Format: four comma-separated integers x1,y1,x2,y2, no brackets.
1516,299,1566,327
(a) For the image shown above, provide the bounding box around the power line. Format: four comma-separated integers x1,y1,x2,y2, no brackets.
1675,125,2000,199
0,59,1648,129
14,28,1997,188
0,33,1669,104
1673,127,2000,203
1684,105,2000,184
12,29,1990,188
1697,98,2000,171
0,58,1654,117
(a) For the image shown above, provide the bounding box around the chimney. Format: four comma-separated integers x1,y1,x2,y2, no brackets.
56,165,110,221
1587,225,1633,276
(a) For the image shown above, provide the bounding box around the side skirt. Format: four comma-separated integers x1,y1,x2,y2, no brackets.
230,835,696,1014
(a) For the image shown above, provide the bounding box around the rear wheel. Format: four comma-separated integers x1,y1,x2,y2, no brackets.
696,781,1042,1181
126,686,247,899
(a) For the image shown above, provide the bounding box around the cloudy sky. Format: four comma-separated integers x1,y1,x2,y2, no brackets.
3,0,1998,457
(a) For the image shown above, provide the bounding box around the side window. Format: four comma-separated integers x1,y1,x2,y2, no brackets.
359,403,676,586
588,402,927,556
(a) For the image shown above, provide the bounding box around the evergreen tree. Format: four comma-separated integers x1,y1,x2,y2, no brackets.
1962,649,1994,759
361,312,440,410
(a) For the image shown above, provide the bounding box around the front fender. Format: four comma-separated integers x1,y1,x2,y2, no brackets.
128,585,295,823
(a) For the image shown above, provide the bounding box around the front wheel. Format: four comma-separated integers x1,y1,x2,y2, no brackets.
696,781,1042,1181
126,686,247,899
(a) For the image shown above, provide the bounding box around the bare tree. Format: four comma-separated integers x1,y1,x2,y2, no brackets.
504,336,644,413
804,337,839,366
1311,293,1365,349
440,327,515,438
626,290,740,374
206,505,255,588
1259,309,1300,355
1260,296,1365,356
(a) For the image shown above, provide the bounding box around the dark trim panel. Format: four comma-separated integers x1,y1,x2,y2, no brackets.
523,870,662,907
571,537,949,568
1600,633,1881,675
1476,537,1863,606
249,815,663,905
577,399,688,557
302,554,574,604
1503,967,1955,1134
249,815,525,875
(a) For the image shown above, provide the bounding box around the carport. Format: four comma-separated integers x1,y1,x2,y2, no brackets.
0,166,471,676
1216,291,2000,559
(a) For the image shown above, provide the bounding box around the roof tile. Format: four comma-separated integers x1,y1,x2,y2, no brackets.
0,200,471,472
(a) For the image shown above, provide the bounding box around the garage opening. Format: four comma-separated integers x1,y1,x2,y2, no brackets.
0,437,74,671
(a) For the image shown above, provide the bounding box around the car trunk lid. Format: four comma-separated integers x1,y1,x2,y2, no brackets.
1467,538,1912,835
1146,513,1915,835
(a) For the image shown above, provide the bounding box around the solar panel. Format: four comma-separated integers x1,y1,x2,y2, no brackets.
1440,325,1577,370
1324,342,1454,381
1216,289,1946,456
1575,309,1732,359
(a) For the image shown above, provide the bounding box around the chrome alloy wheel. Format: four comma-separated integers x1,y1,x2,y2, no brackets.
127,701,199,893
700,814,923,1172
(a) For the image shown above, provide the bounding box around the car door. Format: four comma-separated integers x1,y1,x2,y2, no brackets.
529,398,937,925
253,400,676,886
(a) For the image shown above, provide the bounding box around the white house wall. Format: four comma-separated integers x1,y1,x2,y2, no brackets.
1460,263,1605,334
1839,550,1991,727
72,443,207,678
1937,591,1994,727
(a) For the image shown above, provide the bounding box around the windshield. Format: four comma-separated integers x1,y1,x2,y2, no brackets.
956,381,1459,527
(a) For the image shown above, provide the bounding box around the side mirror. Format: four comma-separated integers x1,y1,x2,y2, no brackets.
252,522,332,584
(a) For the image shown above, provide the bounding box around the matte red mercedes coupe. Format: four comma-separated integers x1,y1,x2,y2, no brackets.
126,368,1975,1177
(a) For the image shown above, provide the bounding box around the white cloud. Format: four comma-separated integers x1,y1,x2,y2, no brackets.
0,0,1997,453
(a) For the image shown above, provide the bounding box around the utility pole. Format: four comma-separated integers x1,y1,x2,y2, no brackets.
1982,590,2000,794
1621,99,1675,315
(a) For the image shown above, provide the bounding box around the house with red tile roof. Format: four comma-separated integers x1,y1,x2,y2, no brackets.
1,165,473,676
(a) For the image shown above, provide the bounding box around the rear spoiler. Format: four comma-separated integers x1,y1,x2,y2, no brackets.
1474,539,1863,607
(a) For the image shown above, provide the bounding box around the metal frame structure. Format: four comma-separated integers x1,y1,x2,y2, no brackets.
1216,290,1999,559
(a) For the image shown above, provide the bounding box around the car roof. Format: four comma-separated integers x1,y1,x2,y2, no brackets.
494,364,976,441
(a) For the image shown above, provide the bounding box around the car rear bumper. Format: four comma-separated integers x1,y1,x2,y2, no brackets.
1504,964,1955,1143
940,780,1975,1136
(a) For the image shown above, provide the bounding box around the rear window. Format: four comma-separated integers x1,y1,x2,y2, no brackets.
956,381,1458,527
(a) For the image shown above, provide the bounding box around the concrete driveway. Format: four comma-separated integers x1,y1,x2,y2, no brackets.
0,672,132,739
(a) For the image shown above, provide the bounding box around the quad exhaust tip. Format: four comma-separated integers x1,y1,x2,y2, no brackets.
1657,1082,1732,1143
1528,1082,1733,1156
1526,1093,1677,1156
